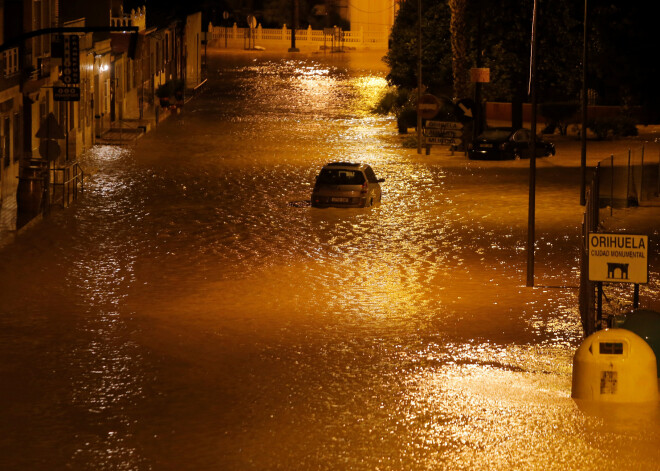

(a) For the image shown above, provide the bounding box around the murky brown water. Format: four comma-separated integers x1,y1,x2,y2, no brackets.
1,50,659,470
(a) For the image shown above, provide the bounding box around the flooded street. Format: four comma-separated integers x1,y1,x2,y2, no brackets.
1,50,659,470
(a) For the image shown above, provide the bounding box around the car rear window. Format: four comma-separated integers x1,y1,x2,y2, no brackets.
317,169,366,185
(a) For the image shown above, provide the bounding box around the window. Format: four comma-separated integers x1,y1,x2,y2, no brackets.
1,116,9,168
13,113,20,162
481,129,512,140
599,342,624,355
57,100,65,132
513,129,530,142
4,118,10,164
317,169,365,185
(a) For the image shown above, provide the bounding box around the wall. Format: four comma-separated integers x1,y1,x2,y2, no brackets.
486,102,644,125
186,13,202,89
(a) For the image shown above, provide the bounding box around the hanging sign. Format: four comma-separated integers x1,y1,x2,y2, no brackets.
62,35,80,84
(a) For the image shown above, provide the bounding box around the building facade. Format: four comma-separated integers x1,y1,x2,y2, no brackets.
0,1,202,235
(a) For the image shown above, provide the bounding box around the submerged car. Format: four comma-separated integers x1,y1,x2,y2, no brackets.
311,162,384,208
467,127,555,160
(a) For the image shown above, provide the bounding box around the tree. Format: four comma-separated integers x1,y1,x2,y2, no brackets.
385,0,582,123
588,2,660,122
448,0,469,99
466,0,581,126
383,0,453,95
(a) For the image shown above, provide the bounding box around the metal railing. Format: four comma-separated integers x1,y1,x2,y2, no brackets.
50,161,84,208
579,142,660,336
597,143,660,209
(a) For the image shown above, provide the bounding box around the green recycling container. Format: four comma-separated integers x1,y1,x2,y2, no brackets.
622,309,660,378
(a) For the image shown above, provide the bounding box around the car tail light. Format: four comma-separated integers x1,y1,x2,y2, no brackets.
360,182,368,194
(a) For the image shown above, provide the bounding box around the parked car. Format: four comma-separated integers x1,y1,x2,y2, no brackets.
311,162,384,208
467,127,555,160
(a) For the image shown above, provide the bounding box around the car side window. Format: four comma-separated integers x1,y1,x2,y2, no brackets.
513,130,529,142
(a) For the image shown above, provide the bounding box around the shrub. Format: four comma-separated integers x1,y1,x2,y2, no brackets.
586,118,612,140
397,108,418,133
539,102,579,135
611,115,638,136
401,135,419,148
586,115,638,140
372,87,410,115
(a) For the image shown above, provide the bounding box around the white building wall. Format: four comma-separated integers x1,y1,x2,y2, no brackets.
348,0,395,36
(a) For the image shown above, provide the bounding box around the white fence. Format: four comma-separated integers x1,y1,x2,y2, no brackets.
208,23,389,50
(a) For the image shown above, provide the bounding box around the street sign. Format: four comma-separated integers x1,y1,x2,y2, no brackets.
588,233,649,284
425,121,463,130
423,121,464,147
418,94,440,119
36,112,65,139
470,68,490,83
424,129,462,138
39,139,61,161
62,35,80,84
455,98,476,121
425,136,461,146
54,86,80,101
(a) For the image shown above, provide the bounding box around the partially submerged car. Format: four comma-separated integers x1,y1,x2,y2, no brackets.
311,162,384,208
467,127,555,160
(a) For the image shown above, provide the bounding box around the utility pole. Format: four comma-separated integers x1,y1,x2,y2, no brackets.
580,0,588,205
289,0,300,52
416,0,422,154
474,2,483,141
526,0,539,287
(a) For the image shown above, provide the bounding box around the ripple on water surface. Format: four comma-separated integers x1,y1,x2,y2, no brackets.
1,52,659,470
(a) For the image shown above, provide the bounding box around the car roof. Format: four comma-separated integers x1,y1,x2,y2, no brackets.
322,162,368,170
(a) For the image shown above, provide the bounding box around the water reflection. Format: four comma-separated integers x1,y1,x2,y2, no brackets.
0,51,658,469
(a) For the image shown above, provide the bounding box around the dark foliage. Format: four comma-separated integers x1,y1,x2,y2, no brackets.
385,0,658,122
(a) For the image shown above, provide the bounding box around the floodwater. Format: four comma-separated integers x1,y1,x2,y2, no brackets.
1,50,659,470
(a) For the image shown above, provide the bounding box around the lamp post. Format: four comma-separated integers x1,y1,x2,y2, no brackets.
526,0,538,287
580,0,588,205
